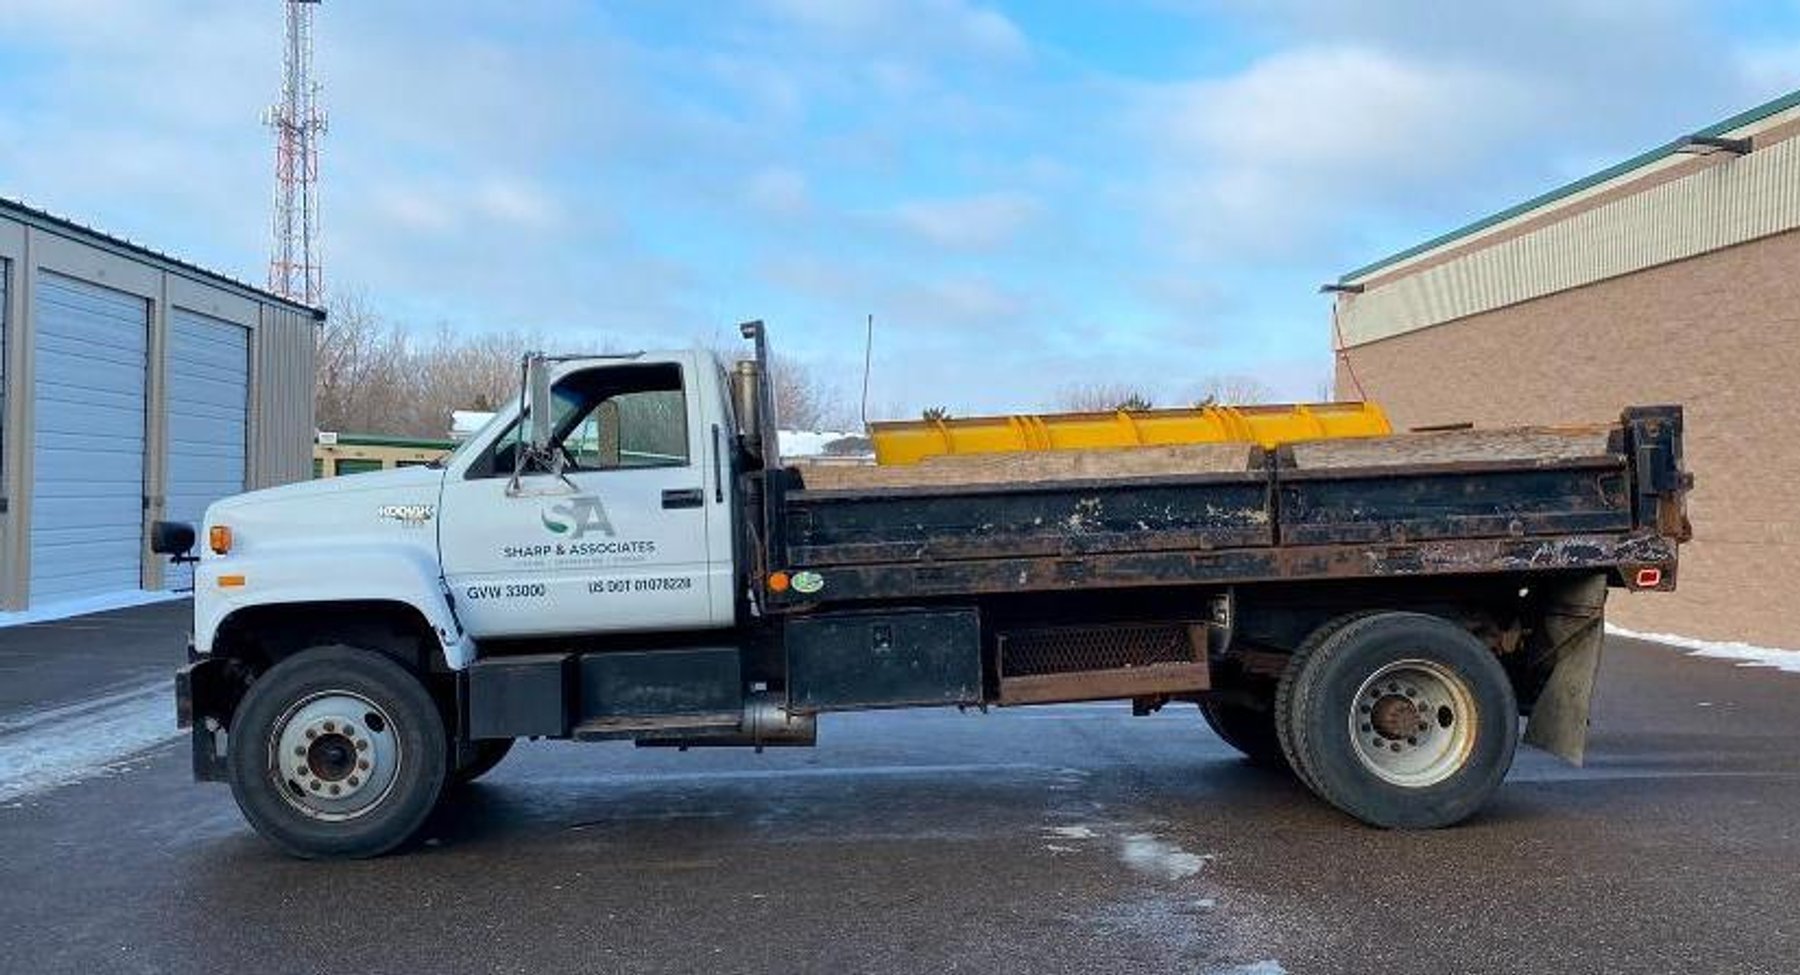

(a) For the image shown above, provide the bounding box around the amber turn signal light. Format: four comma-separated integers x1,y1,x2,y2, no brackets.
209,525,233,555
767,571,790,592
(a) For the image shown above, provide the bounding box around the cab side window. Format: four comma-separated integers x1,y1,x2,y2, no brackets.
470,362,688,478
568,368,687,471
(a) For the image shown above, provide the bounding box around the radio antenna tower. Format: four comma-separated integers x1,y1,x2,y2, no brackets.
266,0,326,305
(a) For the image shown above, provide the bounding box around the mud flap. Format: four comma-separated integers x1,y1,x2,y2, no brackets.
176,656,240,782
1522,574,1608,765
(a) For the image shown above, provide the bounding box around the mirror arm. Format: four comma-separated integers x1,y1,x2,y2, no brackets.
503,444,580,498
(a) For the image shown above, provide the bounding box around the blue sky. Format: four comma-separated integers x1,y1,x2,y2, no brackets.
2,1,1798,420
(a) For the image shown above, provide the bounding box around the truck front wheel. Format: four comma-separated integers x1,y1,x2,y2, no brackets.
1277,612,1517,829
227,646,449,859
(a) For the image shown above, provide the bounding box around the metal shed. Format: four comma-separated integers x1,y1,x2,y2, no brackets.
0,196,321,612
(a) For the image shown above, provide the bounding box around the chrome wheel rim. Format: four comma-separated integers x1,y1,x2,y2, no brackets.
1348,659,1477,788
269,691,401,821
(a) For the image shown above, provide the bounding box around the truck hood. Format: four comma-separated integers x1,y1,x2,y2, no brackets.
211,464,445,514
202,465,446,557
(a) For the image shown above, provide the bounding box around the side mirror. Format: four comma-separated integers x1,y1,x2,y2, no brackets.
521,352,555,453
150,520,196,556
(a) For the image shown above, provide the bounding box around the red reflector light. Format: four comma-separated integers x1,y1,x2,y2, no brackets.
1634,567,1663,588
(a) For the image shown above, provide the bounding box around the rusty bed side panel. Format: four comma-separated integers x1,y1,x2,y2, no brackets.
769,533,1676,605
1276,460,1632,546
784,474,1273,567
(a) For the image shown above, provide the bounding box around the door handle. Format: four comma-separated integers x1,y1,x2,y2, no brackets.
661,487,705,509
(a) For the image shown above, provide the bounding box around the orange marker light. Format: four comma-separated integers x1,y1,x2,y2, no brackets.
209,525,233,554
768,571,790,593
217,574,246,588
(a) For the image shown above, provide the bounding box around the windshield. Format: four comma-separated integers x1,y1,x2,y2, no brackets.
443,383,598,474
439,403,515,468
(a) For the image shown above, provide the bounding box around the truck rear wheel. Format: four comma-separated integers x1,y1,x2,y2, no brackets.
1198,697,1285,768
227,646,449,859
1277,612,1517,829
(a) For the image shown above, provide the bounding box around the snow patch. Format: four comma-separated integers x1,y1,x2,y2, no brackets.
1046,824,1097,840
1210,963,1287,975
778,429,867,459
1119,833,1210,880
0,680,181,802
1608,623,1800,675
0,589,185,630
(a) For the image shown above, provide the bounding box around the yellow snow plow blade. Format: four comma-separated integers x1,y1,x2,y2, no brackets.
869,402,1391,465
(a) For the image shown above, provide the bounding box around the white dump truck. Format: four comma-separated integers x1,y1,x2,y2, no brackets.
156,322,1692,858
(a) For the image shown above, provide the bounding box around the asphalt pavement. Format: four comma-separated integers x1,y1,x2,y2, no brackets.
0,604,1796,974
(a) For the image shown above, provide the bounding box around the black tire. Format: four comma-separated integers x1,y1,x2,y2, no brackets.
228,646,449,859
451,738,515,787
1279,612,1517,829
1275,611,1382,797
1198,697,1286,768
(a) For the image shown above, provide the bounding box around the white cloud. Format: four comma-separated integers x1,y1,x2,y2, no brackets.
744,166,812,217
758,0,1028,62
368,174,559,238
886,191,1043,250
472,178,560,229
1737,44,1800,98
1132,46,1530,258
1156,47,1524,179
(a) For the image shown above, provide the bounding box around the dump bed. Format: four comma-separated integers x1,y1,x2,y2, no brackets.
759,406,1689,606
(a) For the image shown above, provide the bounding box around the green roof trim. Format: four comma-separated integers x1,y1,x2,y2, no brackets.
1340,87,1800,283
324,434,456,450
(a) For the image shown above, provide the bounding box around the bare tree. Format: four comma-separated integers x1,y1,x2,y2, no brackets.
316,293,582,437
314,289,411,434
317,299,849,439
769,353,846,430
1190,374,1275,407
708,341,849,431
1054,382,1157,413
407,325,539,437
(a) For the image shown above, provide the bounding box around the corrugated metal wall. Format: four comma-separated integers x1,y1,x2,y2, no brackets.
1338,134,1800,347
252,302,317,489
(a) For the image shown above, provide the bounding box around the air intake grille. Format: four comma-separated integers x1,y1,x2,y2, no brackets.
999,622,1202,677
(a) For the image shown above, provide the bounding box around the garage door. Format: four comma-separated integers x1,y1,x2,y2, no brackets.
30,272,149,603
164,309,250,589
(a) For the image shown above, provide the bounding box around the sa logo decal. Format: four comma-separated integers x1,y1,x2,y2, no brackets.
541,495,615,540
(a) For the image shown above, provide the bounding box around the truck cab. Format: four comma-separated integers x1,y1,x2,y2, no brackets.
437,352,739,637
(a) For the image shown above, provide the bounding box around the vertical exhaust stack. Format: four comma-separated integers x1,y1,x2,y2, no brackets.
734,319,781,469
732,359,763,463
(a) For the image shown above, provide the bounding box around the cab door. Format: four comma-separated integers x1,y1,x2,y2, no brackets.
438,354,722,637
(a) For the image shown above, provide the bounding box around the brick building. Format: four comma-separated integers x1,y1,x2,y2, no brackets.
1330,89,1800,647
